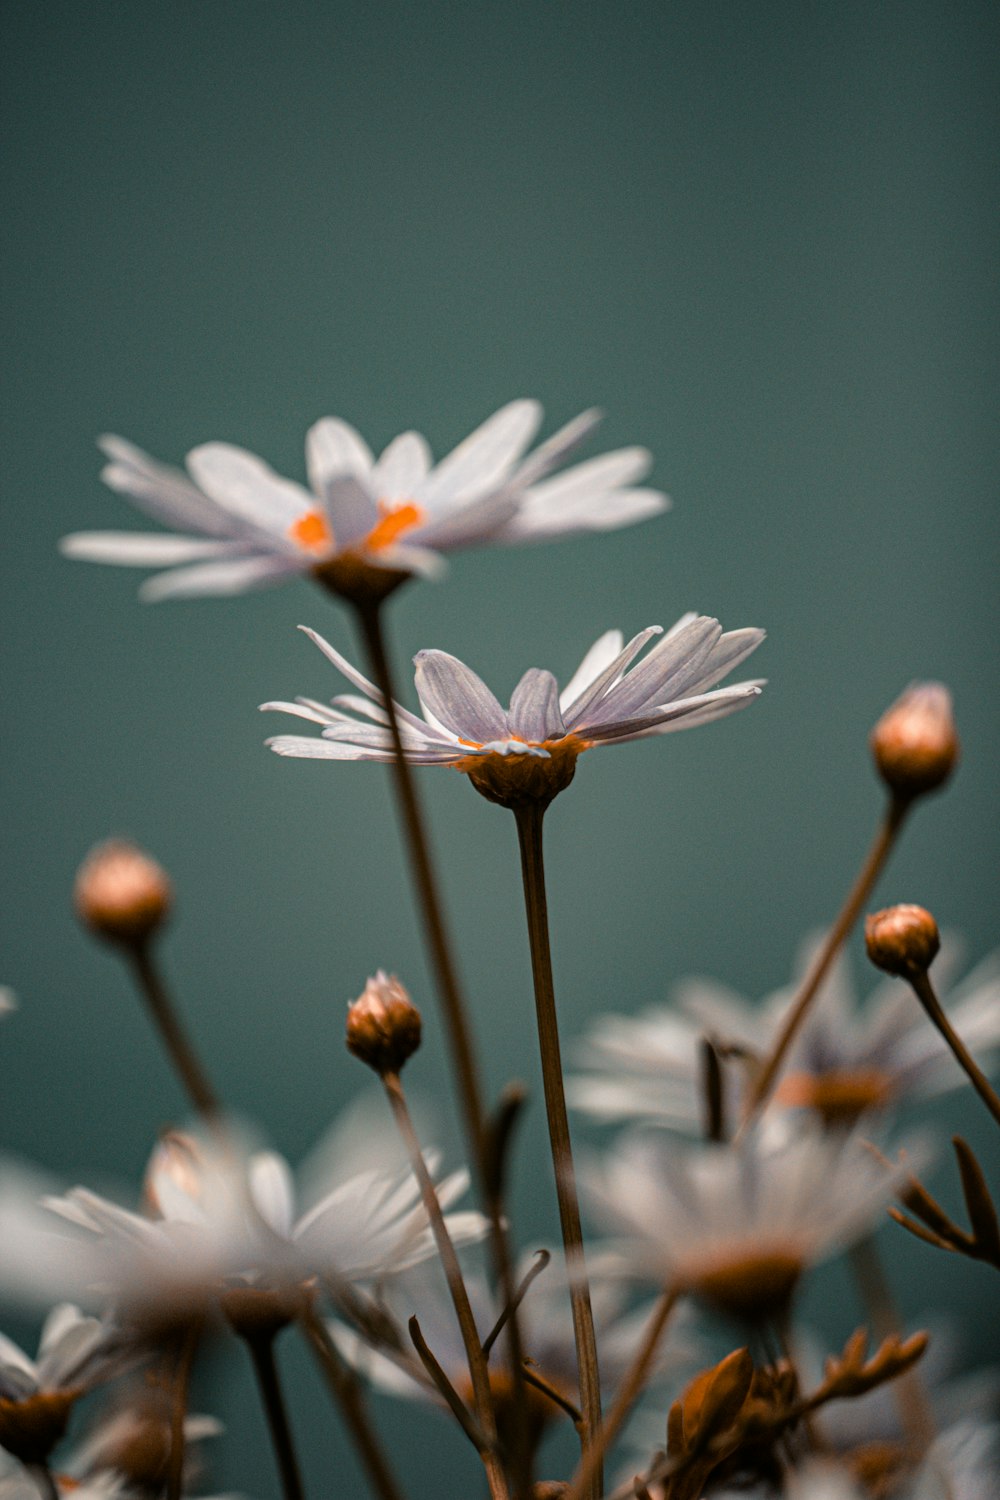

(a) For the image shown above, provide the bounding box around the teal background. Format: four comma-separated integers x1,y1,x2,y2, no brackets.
2,1,998,1493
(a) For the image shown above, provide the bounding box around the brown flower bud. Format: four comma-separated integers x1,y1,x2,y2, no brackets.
346,971,422,1076
75,839,172,947
865,904,940,977
870,683,959,801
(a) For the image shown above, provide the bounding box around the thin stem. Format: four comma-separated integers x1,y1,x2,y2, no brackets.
167,1322,200,1500
245,1333,307,1500
382,1070,510,1500
742,797,908,1124
127,942,223,1129
513,801,602,1500
300,1304,407,1500
408,1315,489,1451
353,600,532,1492
909,971,1000,1129
848,1234,935,1451
26,1467,58,1500
564,1289,678,1500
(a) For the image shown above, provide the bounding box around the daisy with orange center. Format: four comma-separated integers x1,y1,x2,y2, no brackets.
262,613,765,805
60,400,668,601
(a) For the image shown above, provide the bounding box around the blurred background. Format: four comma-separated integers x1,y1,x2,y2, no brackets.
2,1,998,1493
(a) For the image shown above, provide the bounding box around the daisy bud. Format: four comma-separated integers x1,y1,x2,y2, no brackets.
870,683,959,802
75,839,172,947
346,971,422,1076
865,904,940,978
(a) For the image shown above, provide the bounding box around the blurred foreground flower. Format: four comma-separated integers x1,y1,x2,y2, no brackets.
60,402,667,600
264,616,764,798
583,1126,914,1322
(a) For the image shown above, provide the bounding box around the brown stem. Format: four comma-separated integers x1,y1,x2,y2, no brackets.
848,1235,935,1451
382,1070,510,1500
167,1322,200,1500
513,801,602,1499
245,1333,307,1500
564,1289,678,1500
742,797,908,1124
127,942,223,1129
909,972,1000,1129
353,600,532,1492
300,1304,407,1500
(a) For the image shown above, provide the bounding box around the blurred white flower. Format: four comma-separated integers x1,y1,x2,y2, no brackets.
264,616,764,787
0,991,15,1018
60,403,668,600
582,1126,914,1321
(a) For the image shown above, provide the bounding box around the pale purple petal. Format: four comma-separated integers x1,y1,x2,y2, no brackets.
413,651,509,742
508,669,566,741
682,628,766,696
588,682,764,742
593,617,721,722
561,627,664,728
298,627,438,737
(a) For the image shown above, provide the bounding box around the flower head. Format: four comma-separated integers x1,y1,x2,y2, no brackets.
0,1306,113,1466
264,616,764,806
60,403,668,602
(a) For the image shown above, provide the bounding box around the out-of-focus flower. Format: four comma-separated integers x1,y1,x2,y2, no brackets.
60,403,668,600
907,1419,1000,1500
569,939,1000,1133
0,1305,121,1467
264,617,764,805
582,1126,913,1322
334,1252,694,1454
0,990,15,1018
7,1112,484,1320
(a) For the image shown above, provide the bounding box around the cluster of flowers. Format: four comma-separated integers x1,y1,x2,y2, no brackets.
2,402,997,1500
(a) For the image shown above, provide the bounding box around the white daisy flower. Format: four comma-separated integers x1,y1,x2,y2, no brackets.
60,403,668,601
582,1126,913,1322
0,1306,118,1468
263,616,764,804
568,939,1000,1133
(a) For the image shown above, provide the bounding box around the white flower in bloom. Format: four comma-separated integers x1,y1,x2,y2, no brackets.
264,616,764,788
569,938,1000,1133
0,1306,109,1404
60,403,668,600
582,1126,913,1321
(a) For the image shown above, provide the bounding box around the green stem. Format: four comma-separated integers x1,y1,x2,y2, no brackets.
513,801,602,1500
742,797,908,1125
245,1333,307,1500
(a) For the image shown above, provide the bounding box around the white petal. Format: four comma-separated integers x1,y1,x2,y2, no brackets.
595,617,720,721
559,630,624,713
413,651,509,742
139,555,304,601
504,487,669,543
186,443,315,533
524,447,652,505
306,417,375,493
372,431,432,501
508,408,603,488
99,434,234,536
508,668,565,741
561,627,663,729
319,475,378,546
420,400,543,507
60,533,242,566
249,1153,295,1238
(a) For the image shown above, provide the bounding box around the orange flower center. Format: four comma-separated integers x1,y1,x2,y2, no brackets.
775,1068,895,1127
364,500,425,552
288,508,333,554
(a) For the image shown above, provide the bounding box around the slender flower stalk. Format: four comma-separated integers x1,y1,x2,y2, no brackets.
514,800,603,1500
563,1287,679,1500
167,1323,199,1500
300,1303,407,1500
741,796,909,1125
128,941,224,1130
345,596,533,1492
379,1067,510,1500
244,1333,307,1500
907,970,1000,1129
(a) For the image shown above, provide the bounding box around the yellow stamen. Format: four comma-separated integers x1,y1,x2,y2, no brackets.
365,501,425,552
289,508,333,554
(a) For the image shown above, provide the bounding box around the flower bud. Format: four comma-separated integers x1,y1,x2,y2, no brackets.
75,839,172,947
346,970,422,1076
865,904,940,977
870,683,959,801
